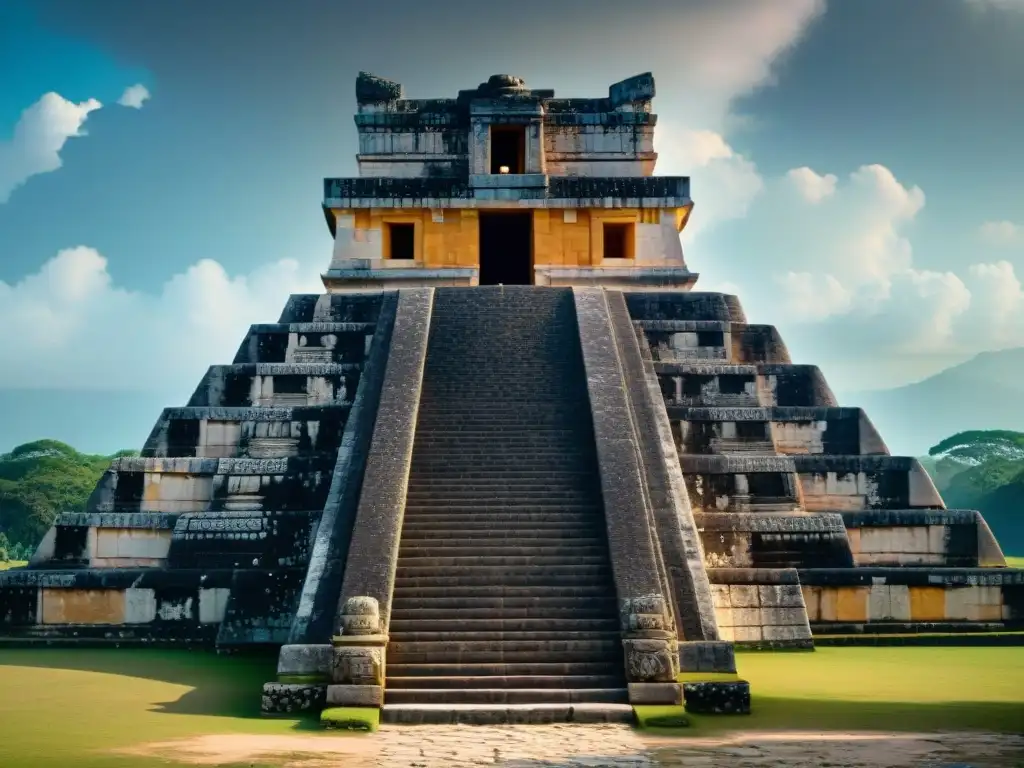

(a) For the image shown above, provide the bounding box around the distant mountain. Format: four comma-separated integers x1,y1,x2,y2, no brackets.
923,431,1024,556
842,347,1024,457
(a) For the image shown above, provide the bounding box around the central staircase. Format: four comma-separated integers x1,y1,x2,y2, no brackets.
382,287,631,724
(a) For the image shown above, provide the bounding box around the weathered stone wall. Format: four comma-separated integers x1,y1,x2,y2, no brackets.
627,290,1020,641
2,292,392,649
325,207,689,280
0,567,236,643
707,569,813,647
351,72,657,180
800,568,1024,630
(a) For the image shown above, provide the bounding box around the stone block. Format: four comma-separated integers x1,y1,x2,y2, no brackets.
198,588,231,624
332,645,384,686
818,588,838,621
968,603,1003,622
888,585,911,621
761,607,807,626
729,585,760,608
326,684,383,707
277,644,333,678
628,682,682,705
713,606,734,628
802,586,821,620
762,625,811,642
731,608,761,627
909,586,946,621
124,588,157,624
868,584,892,620
836,586,869,622
682,681,751,715
261,683,327,715
623,637,677,682
710,584,732,608
731,625,762,642
41,588,125,625
678,641,736,674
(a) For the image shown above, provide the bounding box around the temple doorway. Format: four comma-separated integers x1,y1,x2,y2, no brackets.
478,212,533,285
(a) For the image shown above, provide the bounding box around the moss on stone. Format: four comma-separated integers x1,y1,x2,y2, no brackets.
320,706,379,732
676,671,740,683
276,674,327,684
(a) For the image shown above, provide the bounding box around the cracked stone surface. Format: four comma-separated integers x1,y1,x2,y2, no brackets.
124,727,1024,768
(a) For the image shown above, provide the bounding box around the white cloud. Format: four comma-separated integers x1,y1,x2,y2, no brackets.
979,220,1024,246
786,167,838,204
117,84,151,109
645,1,824,245
0,247,323,394
0,93,102,203
654,0,826,130
691,159,1024,388
657,127,764,244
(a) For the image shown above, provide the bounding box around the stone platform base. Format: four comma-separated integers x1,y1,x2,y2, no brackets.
380,703,635,725
261,682,327,715
682,681,751,715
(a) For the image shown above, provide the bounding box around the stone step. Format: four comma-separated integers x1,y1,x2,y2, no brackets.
386,674,623,690
399,519,602,531
407,468,598,481
394,573,611,589
390,595,618,611
407,474,598,485
389,614,614,626
388,637,620,661
389,629,621,643
408,460,593,472
395,555,610,569
383,688,629,705
398,544,607,558
403,504,602,515
405,491,596,501
391,585,611,599
387,661,621,678
380,701,634,725
399,529,605,542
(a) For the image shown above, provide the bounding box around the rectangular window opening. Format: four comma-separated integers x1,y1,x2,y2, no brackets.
490,126,526,174
388,223,415,260
603,222,632,260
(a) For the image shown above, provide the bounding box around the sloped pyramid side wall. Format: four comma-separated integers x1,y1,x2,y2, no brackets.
0,292,395,646
625,291,1024,641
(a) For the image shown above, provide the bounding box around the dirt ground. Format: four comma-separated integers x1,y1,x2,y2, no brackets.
121,726,1024,767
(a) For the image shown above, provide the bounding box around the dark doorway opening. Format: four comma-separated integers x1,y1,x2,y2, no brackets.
479,212,533,285
388,223,415,260
603,222,631,260
490,126,526,174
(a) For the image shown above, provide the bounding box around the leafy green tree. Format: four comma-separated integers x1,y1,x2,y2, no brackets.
0,440,138,552
925,430,1024,555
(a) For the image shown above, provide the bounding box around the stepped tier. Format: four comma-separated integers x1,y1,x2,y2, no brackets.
2,286,1021,724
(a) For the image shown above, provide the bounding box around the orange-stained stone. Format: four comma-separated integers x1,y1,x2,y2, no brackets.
909,586,946,621
41,589,125,625
835,586,870,622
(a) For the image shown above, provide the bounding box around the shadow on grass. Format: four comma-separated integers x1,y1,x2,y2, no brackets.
0,647,287,721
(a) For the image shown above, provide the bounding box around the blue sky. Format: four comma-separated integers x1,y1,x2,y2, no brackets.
1,0,1023,455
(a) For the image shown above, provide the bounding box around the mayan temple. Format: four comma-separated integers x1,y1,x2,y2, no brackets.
2,71,1021,726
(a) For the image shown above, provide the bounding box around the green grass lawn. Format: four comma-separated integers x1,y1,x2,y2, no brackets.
0,561,27,571
0,646,1021,766
637,646,1024,734
0,649,340,768
1006,555,1024,568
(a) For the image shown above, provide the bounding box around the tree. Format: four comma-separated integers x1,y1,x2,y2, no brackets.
0,440,139,552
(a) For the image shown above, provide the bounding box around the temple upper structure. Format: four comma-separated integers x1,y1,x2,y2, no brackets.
323,72,695,291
